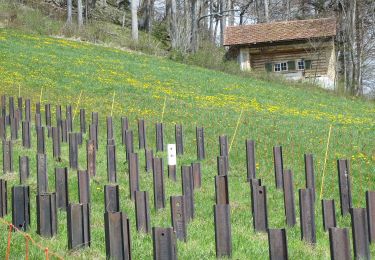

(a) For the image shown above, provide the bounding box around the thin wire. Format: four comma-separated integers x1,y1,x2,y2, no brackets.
229,108,244,154
161,96,167,123
72,90,83,121
319,125,333,200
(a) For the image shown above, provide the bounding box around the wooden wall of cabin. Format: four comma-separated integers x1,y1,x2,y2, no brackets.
248,41,334,79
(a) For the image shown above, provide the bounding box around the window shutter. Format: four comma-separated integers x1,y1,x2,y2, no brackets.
265,63,272,72
305,60,312,69
287,61,295,71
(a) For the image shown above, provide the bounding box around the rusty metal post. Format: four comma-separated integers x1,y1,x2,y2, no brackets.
25,99,31,122
89,123,98,150
107,116,113,141
45,103,51,127
152,227,177,260
138,119,147,149
22,121,31,148
250,179,262,215
12,185,30,231
56,104,62,130
121,117,129,146
322,199,336,232
17,97,22,121
168,165,177,182
67,203,90,249
219,135,229,169
253,184,268,232
273,146,283,189
104,212,131,260
2,140,13,173
152,157,165,210
125,130,134,162
134,191,151,233
35,102,41,115
246,139,256,181
351,208,370,259
37,153,48,193
52,126,61,161
214,204,232,257
61,119,68,143
8,96,14,119
10,116,18,140
328,227,351,260
171,195,186,241
182,165,194,221
337,159,352,216
175,124,183,155
129,153,140,200
36,126,45,154
145,149,153,173
217,156,228,176
107,144,117,183
92,111,99,126
304,154,315,201
80,108,86,134
191,162,201,190
1,95,6,118
87,139,96,177
196,127,205,160
0,116,5,140
69,132,78,169
155,122,164,152
36,192,57,237
215,175,229,205
104,184,120,212
66,105,73,132
299,188,316,244
0,179,7,217
283,169,296,227
268,229,288,260
55,167,69,210
19,156,29,184
78,170,90,204
366,191,375,244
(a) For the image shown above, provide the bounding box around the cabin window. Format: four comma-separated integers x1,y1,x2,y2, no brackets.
274,62,287,72
297,60,305,70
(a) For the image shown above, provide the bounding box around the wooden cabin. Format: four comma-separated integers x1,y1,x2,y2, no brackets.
224,18,337,89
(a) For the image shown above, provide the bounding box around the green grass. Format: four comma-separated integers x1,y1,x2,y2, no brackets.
0,28,374,259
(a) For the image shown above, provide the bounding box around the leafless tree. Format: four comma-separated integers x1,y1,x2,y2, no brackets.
131,0,138,41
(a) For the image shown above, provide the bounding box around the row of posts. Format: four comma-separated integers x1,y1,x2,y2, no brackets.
1,95,374,259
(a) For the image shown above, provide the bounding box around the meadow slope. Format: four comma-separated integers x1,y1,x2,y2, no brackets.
0,29,374,259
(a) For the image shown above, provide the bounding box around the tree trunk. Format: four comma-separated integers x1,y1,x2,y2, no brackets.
228,0,234,26
191,0,198,51
209,0,214,42
131,0,139,41
85,0,89,24
77,0,83,27
170,0,177,48
219,0,225,45
67,0,72,24
264,0,269,22
283,0,290,20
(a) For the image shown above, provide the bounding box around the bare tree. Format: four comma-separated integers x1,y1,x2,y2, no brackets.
264,0,269,22
67,0,72,24
131,0,139,41
78,0,83,27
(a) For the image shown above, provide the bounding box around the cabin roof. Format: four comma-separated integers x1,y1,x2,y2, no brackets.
224,17,337,46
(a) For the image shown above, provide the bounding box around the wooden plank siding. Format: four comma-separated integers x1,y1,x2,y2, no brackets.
248,43,332,78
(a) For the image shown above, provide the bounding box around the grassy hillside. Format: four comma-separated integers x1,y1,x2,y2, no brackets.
0,28,374,259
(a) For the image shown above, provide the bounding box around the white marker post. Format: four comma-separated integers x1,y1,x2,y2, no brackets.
167,144,177,181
